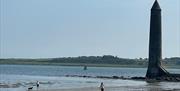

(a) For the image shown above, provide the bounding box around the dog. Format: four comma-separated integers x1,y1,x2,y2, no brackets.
28,87,33,90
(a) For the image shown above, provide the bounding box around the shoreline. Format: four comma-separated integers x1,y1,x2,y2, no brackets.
64,75,180,82
1,74,180,89
0,64,180,69
1,75,180,91
32,86,180,91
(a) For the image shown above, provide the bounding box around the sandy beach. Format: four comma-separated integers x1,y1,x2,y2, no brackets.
32,86,180,91
1,65,180,91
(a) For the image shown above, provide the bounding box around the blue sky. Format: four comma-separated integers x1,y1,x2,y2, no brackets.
0,0,179,58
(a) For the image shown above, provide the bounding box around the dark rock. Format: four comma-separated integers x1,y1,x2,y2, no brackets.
112,76,119,79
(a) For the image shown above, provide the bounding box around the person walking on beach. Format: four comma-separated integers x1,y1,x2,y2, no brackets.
36,81,40,88
100,82,104,91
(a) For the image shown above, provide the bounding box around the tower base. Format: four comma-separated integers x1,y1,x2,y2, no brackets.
146,65,169,79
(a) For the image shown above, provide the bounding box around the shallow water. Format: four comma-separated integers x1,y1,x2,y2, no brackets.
0,65,180,91
0,65,148,77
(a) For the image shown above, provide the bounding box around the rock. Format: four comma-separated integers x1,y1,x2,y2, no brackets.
112,76,119,79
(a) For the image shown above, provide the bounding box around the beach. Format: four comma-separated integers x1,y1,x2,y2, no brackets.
1,65,180,91
32,86,180,91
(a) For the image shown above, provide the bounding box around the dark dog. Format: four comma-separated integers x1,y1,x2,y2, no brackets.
28,87,33,90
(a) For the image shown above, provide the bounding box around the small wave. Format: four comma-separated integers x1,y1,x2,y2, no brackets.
85,81,97,83
39,81,54,85
0,83,21,88
22,81,55,87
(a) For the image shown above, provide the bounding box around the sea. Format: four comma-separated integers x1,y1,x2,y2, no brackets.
0,65,180,91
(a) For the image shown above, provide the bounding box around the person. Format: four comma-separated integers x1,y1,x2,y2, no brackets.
100,82,104,91
36,81,40,87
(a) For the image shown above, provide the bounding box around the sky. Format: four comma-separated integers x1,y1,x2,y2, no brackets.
0,0,179,58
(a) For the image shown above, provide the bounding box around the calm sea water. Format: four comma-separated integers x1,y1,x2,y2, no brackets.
0,65,180,91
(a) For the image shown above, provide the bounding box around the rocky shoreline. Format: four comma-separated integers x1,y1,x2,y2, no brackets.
65,75,180,82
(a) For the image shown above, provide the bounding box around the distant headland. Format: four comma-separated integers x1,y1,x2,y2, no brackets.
0,55,179,69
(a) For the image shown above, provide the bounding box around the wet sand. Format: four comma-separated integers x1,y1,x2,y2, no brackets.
32,86,180,91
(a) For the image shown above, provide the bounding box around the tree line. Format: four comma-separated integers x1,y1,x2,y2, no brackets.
0,55,179,67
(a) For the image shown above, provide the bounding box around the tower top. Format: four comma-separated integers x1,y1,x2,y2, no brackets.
151,0,161,10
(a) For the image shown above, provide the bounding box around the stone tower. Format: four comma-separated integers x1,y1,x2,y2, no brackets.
146,0,169,78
